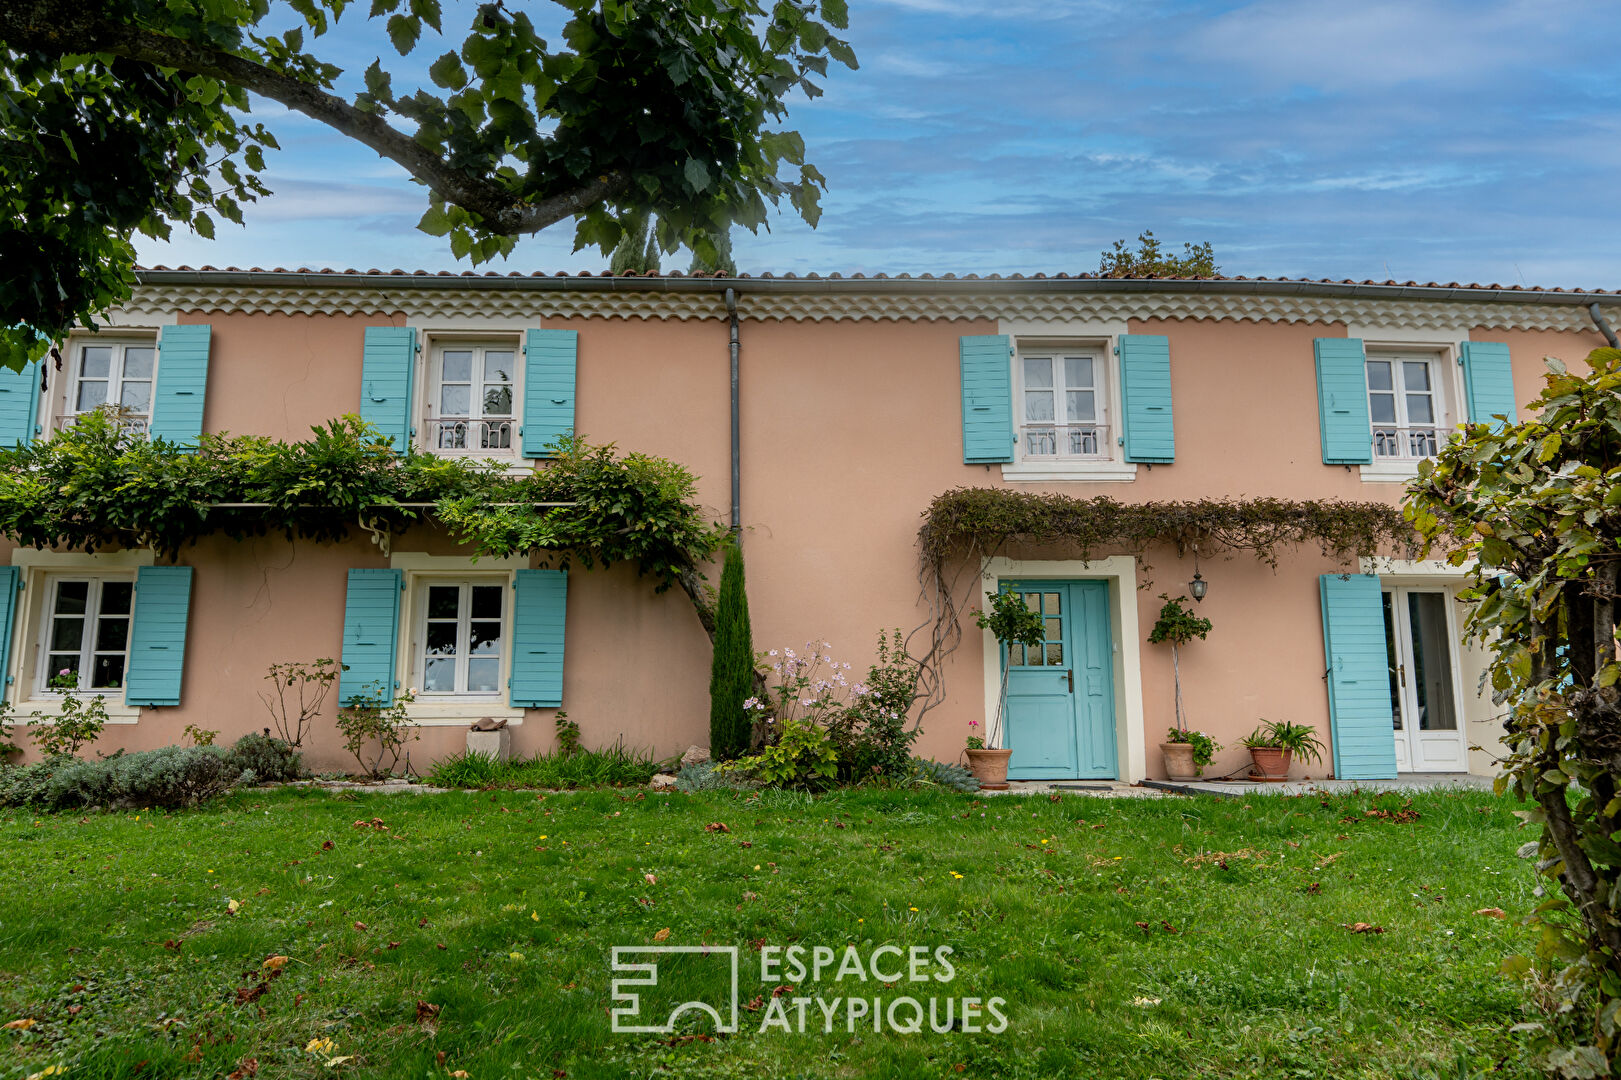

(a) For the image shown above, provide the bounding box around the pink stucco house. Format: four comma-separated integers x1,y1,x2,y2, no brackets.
5,268,1613,780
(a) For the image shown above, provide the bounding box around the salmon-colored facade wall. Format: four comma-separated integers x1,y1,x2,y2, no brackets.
16,287,1610,779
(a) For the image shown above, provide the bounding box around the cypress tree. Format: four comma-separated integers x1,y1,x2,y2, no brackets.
708,539,754,759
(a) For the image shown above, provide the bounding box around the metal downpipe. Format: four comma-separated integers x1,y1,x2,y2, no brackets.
726,287,741,534
1590,302,1619,348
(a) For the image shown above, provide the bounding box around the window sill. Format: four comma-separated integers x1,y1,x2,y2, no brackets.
402,700,525,728
1000,461,1139,484
17,698,140,724
1359,461,1427,483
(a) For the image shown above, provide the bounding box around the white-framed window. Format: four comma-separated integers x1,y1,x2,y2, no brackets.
1366,350,1450,460
414,579,506,696
424,340,517,456
37,575,133,693
1016,348,1110,461
61,338,157,435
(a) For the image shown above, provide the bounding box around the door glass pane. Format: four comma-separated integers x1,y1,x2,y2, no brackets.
1382,592,1403,732
441,351,472,383
1369,393,1397,424
99,581,132,615
121,381,152,412
1064,356,1093,388
1407,593,1458,731
1008,643,1025,666
1024,390,1054,422
1402,362,1431,392
1043,617,1061,641
1045,643,1064,665
76,381,108,411
1366,360,1393,391
439,384,470,416
1406,395,1434,425
1066,390,1096,422
483,384,513,416
122,347,155,379
1042,592,1060,615
1023,357,1053,388
80,347,111,380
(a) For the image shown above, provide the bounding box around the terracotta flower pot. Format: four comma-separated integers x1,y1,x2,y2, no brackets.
1248,746,1293,780
964,747,1012,790
1161,741,1198,780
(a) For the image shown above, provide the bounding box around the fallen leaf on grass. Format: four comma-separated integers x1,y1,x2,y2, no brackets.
644,873,656,885
1343,922,1385,934
4,1018,36,1030
449,1072,470,1078
652,927,671,942
1475,908,1507,918
704,822,730,833
1130,997,1161,1007
353,922,367,931
227,1058,258,1079
1134,921,1151,934
262,956,289,971
321,841,334,851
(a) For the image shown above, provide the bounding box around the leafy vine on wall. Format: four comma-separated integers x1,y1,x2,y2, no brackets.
907,487,1420,724
0,413,730,634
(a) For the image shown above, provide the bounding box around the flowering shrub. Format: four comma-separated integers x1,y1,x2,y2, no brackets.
336,687,419,778
740,632,918,784
721,715,837,788
32,671,107,757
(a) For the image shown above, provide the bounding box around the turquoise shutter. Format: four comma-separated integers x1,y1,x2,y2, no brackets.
509,569,567,708
0,362,41,447
361,327,416,452
1460,342,1516,425
339,568,403,704
960,335,1014,464
1314,338,1372,465
1117,334,1175,463
125,566,194,706
522,329,578,458
1320,574,1397,780
150,324,212,448
0,567,19,702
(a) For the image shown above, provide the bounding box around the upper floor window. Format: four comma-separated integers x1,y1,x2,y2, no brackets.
416,579,505,696
426,341,516,456
1367,351,1449,460
62,339,156,435
39,576,132,692
1017,349,1109,461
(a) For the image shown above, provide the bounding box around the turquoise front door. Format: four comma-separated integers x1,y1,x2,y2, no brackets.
1002,580,1117,780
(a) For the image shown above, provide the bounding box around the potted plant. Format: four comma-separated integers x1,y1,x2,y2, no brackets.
968,587,1048,789
1147,594,1213,779
1162,727,1221,780
1243,719,1325,780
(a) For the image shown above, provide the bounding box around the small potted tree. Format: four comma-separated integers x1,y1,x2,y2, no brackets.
1147,594,1215,780
969,587,1048,790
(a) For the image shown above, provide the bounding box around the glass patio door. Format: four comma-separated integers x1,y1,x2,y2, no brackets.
1381,589,1467,772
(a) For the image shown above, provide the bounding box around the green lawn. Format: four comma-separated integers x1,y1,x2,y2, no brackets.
0,786,1541,1079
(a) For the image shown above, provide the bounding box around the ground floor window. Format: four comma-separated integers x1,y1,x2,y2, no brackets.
415,579,505,696
40,576,133,691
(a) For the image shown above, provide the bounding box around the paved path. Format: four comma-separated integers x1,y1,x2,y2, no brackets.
1141,773,1494,798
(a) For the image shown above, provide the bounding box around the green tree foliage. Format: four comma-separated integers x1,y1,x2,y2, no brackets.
708,540,754,760
1407,348,1621,1075
1098,230,1220,278
689,227,737,276
608,213,661,275
0,0,858,370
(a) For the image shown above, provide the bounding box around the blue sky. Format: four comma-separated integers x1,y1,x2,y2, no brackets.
138,0,1621,287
